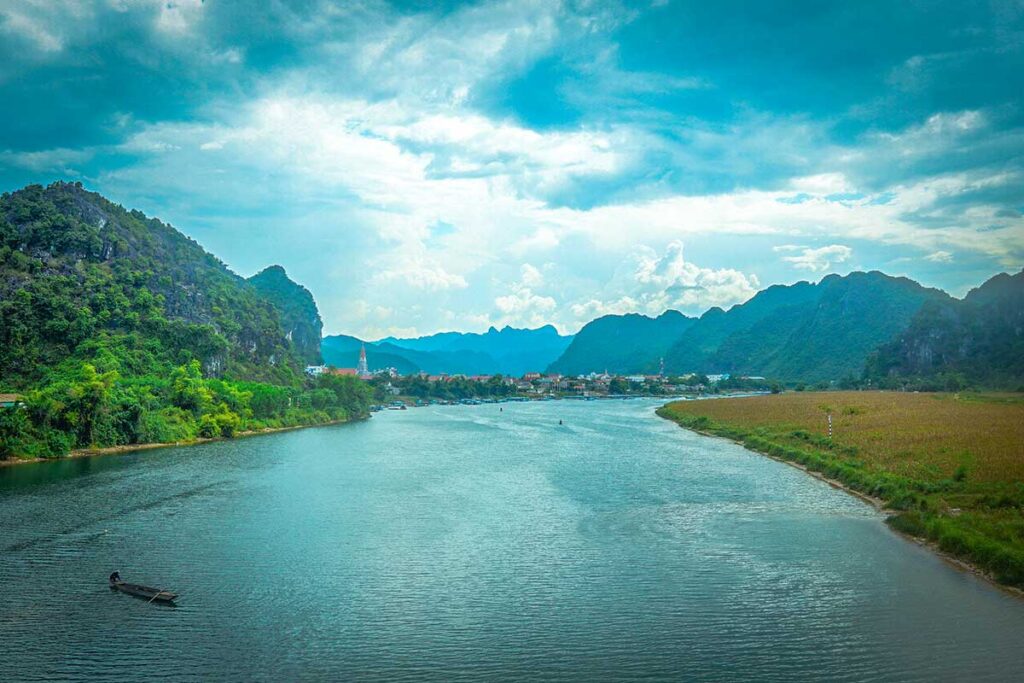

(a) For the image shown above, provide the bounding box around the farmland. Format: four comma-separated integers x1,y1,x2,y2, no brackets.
658,392,1024,589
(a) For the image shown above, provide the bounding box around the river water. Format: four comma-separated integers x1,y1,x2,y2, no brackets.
2,399,1023,681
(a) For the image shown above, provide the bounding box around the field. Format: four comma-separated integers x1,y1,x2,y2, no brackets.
658,392,1024,589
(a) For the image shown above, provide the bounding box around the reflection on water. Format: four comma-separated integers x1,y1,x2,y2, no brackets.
2,399,1023,681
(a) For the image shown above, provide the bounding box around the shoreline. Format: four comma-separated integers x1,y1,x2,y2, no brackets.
660,415,1024,601
0,416,364,468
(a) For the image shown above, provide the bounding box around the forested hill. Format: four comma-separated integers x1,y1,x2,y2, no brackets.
248,265,323,365
654,272,949,382
546,310,695,375
865,269,1024,389
673,271,950,383
0,182,308,387
0,182,372,461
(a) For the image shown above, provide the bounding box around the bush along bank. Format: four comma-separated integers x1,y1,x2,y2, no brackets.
655,404,1024,591
1,360,374,461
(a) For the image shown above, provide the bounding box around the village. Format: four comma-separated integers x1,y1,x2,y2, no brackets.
303,345,772,408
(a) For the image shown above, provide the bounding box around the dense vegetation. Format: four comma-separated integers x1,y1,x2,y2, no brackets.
0,182,370,460
865,270,1024,390
658,392,1024,589
248,265,323,365
376,374,519,401
0,182,305,385
1,363,373,459
548,310,694,375
662,272,950,382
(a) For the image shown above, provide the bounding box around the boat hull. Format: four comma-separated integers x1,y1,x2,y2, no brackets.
110,581,178,603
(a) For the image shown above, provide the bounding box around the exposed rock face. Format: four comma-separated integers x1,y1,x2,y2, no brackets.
247,265,323,365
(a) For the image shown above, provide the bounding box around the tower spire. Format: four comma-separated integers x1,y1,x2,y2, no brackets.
357,344,369,377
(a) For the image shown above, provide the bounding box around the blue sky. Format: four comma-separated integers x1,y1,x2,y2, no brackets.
1,0,1022,337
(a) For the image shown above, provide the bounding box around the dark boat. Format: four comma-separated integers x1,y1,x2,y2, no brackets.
110,579,178,603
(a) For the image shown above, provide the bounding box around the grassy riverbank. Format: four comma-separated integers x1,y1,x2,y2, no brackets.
657,392,1024,589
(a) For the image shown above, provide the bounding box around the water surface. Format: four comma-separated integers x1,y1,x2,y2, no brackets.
2,399,1023,681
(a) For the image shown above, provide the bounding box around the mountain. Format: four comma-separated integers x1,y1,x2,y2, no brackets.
248,265,323,364
865,270,1024,388
322,334,502,376
546,310,695,375
0,182,311,386
664,281,822,372
664,271,951,382
321,335,420,375
379,325,573,376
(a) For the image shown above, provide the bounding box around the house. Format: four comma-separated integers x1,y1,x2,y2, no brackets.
329,368,359,377
0,394,24,409
305,365,327,377
522,372,541,381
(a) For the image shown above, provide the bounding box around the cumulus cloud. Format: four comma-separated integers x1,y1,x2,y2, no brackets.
778,244,853,272
565,242,758,326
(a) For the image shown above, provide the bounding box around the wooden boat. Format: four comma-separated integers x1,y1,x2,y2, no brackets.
110,580,178,603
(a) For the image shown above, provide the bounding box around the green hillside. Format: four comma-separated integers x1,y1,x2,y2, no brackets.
0,182,371,460
248,265,323,365
0,182,304,386
866,270,1024,389
664,272,949,382
707,272,951,382
547,310,694,375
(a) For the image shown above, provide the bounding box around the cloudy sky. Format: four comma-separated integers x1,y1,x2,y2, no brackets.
1,1,1022,337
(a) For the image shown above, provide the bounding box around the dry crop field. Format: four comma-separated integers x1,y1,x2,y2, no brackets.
661,392,1024,483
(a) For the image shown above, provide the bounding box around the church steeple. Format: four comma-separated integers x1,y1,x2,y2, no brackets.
357,344,369,377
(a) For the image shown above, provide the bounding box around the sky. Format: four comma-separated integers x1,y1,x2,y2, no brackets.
1,0,1022,338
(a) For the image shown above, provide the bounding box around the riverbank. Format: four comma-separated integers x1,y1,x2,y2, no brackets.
657,392,1024,592
0,415,364,468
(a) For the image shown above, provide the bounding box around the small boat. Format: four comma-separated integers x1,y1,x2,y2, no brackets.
110,578,178,603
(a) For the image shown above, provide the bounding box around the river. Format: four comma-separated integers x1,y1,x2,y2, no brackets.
2,398,1023,681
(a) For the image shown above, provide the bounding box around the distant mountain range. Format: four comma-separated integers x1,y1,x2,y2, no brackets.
323,325,573,376
664,271,951,383
323,269,1022,387
542,270,1023,386
7,183,1018,391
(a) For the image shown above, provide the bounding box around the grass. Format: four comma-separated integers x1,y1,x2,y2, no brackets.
657,391,1024,589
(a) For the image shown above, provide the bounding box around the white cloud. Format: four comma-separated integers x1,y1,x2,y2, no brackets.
925,250,953,263
372,258,468,291
780,244,853,272
632,241,760,310
520,263,544,287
